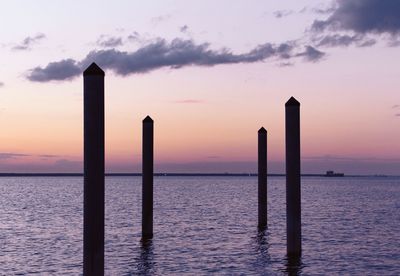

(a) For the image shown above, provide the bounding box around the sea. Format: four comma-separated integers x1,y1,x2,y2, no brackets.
1,176,399,275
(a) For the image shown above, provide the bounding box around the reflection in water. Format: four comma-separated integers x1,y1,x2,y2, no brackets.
252,227,271,272
283,255,303,276
136,239,155,275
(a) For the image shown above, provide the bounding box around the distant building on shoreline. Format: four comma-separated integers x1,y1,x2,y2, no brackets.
325,171,344,177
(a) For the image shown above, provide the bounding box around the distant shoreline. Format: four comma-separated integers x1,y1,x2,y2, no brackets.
0,173,395,177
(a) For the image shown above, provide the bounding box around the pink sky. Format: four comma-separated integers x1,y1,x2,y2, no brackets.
0,0,399,174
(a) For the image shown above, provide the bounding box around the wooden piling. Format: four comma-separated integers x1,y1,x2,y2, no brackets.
83,62,105,275
285,96,301,256
142,116,154,239
258,127,267,229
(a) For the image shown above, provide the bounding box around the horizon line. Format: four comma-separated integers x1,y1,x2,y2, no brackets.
0,172,396,177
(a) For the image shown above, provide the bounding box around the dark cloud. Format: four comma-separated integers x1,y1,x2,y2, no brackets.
296,46,325,62
312,0,400,36
96,35,123,48
273,10,293,18
309,0,400,49
26,38,324,82
27,59,81,82
12,33,46,51
0,153,30,159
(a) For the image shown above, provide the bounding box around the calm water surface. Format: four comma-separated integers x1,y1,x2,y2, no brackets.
0,176,399,275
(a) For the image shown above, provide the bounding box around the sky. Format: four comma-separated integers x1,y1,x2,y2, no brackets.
0,0,399,174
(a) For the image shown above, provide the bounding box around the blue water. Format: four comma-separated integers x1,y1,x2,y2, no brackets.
0,176,399,275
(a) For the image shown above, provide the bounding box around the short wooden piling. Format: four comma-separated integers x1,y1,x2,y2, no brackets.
83,63,105,275
285,96,301,256
142,116,154,239
258,127,267,229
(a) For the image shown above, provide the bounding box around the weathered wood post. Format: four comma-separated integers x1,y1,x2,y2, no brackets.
142,116,154,239
258,127,267,229
285,96,301,256
83,62,105,275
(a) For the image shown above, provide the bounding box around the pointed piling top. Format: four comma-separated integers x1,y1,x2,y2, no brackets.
83,62,105,76
258,127,267,133
285,96,300,107
143,115,153,123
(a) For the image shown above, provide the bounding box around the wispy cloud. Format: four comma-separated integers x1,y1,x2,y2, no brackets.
174,99,204,104
0,82,4,88
150,14,172,25
96,35,123,48
303,154,400,162
38,154,58,158
315,34,376,47
0,153,30,159
206,156,221,159
12,33,46,51
26,38,324,82
0,152,61,160
392,105,399,109
273,10,293,18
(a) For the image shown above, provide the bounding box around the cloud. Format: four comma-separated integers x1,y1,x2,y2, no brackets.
26,38,324,82
315,34,377,47
127,31,140,41
206,156,221,159
0,82,4,87
174,99,204,104
312,0,400,36
0,153,30,159
309,0,400,49
27,59,82,82
96,35,123,48
38,154,58,158
273,10,293,18
303,154,400,162
395,113,400,117
12,33,46,51
150,14,172,25
53,158,82,168
180,25,189,33
392,105,399,109
295,46,325,62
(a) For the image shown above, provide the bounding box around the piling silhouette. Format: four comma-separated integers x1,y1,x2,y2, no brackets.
285,96,301,257
258,127,267,229
142,116,154,239
83,63,105,275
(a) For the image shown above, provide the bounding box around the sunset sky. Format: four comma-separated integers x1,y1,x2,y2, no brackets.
0,0,399,174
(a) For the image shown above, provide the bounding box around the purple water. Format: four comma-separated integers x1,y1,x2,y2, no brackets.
1,176,399,275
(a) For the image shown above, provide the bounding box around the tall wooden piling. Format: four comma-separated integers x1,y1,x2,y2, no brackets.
258,127,267,229
285,96,301,256
83,63,105,275
142,116,154,239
